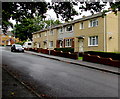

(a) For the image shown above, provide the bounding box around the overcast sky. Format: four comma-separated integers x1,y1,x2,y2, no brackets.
9,2,110,31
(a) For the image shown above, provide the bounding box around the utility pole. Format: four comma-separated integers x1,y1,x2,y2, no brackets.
44,14,52,55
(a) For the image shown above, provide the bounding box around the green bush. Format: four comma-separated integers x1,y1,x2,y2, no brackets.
54,48,74,53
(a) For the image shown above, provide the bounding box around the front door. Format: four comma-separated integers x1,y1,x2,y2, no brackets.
79,39,84,52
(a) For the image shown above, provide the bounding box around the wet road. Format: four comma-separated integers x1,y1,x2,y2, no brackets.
1,47,119,97
2,69,39,98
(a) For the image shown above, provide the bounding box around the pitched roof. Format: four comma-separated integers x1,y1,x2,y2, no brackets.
33,12,103,34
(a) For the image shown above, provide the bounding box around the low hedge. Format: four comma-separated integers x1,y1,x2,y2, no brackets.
84,51,120,60
54,48,74,53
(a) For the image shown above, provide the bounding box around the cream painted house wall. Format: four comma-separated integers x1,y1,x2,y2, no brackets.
32,12,120,52
106,12,119,52
33,28,58,50
118,12,120,52
74,16,104,52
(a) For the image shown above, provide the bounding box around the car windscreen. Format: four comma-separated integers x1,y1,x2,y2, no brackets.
15,45,22,47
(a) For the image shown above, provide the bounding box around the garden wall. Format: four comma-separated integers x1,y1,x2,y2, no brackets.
83,54,120,67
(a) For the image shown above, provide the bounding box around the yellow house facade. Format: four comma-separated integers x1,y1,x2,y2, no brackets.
32,12,120,52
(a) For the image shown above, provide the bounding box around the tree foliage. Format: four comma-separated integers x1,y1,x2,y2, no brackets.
2,2,48,32
12,17,61,41
2,1,120,37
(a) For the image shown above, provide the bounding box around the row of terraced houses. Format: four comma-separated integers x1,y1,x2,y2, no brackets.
32,12,120,53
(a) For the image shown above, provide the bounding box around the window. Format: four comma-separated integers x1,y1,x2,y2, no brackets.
39,34,41,37
66,25,73,32
89,19,98,27
65,39,72,47
49,41,53,48
59,27,63,33
37,34,39,38
88,36,98,46
49,30,54,35
80,22,84,29
34,35,36,38
45,32,47,36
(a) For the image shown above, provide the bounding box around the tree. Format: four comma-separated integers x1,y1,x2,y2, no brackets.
49,1,120,20
2,1,120,32
2,2,48,32
12,17,61,41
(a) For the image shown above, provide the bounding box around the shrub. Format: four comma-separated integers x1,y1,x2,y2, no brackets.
54,48,74,53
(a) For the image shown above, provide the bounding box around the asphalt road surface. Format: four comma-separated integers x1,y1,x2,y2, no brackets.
1,47,119,98
2,68,39,98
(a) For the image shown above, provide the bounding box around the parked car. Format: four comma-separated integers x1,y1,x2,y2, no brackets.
11,44,24,52
23,41,33,49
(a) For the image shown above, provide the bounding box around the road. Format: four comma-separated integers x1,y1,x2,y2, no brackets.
1,47,119,98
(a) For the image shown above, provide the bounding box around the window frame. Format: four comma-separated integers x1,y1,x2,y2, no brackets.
65,25,73,32
59,27,64,34
88,36,98,46
80,22,84,29
49,41,53,48
49,29,54,35
89,19,98,27
65,39,72,47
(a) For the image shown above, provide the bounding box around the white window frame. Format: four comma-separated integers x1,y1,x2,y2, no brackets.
49,30,54,35
65,39,72,47
80,22,84,29
34,35,36,38
88,36,98,46
49,41,53,48
45,32,47,36
89,19,98,27
65,25,73,32
37,34,39,38
39,33,41,37
59,27,63,33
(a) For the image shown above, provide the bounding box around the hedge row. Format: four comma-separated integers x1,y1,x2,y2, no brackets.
26,48,78,59
54,48,74,53
84,51,120,60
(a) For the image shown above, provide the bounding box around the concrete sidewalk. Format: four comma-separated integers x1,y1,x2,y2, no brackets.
25,50,120,75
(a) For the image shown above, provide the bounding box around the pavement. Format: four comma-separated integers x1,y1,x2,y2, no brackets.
2,68,40,99
25,50,120,75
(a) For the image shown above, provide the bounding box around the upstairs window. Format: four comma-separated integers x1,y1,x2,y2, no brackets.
59,27,63,33
66,25,73,32
80,22,84,29
89,19,98,27
45,32,47,36
49,30,54,35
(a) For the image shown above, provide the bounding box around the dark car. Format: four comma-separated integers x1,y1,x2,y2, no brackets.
11,44,24,52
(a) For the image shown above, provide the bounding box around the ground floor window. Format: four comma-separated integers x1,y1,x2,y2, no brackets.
88,36,98,46
65,39,72,47
49,41,53,48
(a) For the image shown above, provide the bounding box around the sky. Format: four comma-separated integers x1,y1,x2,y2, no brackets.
8,2,110,31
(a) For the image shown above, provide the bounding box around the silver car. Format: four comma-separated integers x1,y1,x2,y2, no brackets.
11,44,24,52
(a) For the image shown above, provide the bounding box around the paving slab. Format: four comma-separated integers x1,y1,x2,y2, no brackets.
25,51,120,75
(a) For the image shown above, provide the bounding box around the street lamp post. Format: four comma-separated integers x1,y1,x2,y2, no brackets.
44,14,52,55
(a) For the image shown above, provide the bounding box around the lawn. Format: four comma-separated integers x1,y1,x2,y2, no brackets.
78,57,83,60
